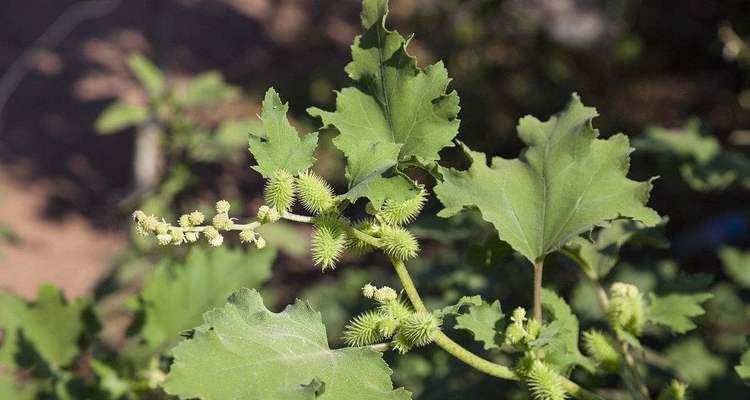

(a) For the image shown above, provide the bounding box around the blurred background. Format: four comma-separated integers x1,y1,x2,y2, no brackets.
1,0,749,399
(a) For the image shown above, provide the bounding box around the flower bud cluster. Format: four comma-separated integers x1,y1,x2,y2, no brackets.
132,199,266,249
505,307,541,346
344,284,441,354
607,282,645,336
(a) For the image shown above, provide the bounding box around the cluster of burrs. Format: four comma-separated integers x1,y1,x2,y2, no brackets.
343,284,441,354
262,169,427,271
502,308,570,400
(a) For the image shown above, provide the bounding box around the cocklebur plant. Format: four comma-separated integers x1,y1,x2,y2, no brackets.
131,1,717,399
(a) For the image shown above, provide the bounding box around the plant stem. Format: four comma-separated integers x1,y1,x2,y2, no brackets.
533,257,544,322
282,212,313,223
388,257,606,400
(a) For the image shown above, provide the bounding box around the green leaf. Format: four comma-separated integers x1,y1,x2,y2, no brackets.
182,71,239,105
454,300,504,350
94,102,148,134
343,175,419,208
665,338,725,388
720,247,750,289
0,374,37,400
164,288,411,400
647,292,712,334
308,0,459,204
249,88,319,178
132,247,275,353
434,295,482,318
539,289,593,373
737,346,750,382
636,120,750,191
127,54,164,94
563,218,668,279
0,285,95,369
0,292,27,367
435,95,660,263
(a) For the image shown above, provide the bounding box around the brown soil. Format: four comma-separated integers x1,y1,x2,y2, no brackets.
0,167,126,299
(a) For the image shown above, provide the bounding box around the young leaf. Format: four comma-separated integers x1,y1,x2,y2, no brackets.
647,292,712,334
308,0,460,204
164,288,411,400
95,101,148,135
454,300,504,350
249,88,319,178
132,247,275,352
435,95,660,263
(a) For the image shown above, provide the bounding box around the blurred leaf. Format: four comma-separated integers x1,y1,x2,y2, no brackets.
301,269,373,343
0,285,95,369
163,288,411,400
308,0,459,205
720,247,750,289
563,218,668,279
183,71,239,105
190,119,260,162
127,54,164,94
131,247,275,352
647,292,712,334
737,346,750,382
436,96,660,263
454,299,504,350
94,102,148,134
256,221,309,259
249,88,318,178
665,338,725,388
0,374,37,400
0,293,28,366
637,120,750,191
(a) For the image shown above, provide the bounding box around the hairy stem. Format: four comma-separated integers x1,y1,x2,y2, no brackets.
533,257,544,322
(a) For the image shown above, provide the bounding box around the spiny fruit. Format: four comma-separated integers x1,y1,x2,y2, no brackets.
296,170,336,214
264,170,296,212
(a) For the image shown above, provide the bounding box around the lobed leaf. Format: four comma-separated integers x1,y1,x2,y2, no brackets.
647,292,712,334
249,88,319,178
308,0,459,205
435,95,660,263
0,285,95,369
454,300,504,350
164,288,411,400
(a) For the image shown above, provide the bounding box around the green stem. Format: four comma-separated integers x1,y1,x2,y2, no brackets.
533,257,544,322
387,257,606,400
282,211,313,224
